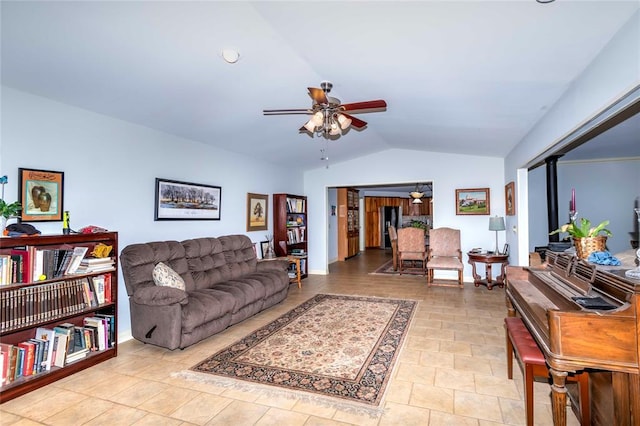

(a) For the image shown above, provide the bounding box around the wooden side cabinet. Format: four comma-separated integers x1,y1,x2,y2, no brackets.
338,188,359,261
0,232,118,403
273,194,308,278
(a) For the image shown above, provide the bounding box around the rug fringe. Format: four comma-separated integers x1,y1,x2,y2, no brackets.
171,370,387,418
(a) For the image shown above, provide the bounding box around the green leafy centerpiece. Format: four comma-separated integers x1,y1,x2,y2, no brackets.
550,218,611,259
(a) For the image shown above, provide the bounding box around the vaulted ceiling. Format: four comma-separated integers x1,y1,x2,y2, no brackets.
2,1,638,171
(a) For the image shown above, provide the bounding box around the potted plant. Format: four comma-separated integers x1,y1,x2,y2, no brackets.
0,199,22,235
550,218,612,259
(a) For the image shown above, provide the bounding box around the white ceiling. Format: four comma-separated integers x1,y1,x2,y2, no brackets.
2,1,639,171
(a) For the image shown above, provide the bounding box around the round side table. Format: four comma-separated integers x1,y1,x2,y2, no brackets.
467,252,509,290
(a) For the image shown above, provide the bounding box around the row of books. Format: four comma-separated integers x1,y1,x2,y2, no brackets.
0,245,103,285
0,316,115,387
285,197,306,213
286,227,306,245
0,275,112,332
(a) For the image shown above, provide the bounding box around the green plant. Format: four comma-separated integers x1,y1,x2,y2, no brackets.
409,220,429,231
0,199,22,219
549,218,611,238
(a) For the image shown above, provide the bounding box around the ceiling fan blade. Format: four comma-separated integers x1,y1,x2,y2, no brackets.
344,113,367,129
263,109,313,115
341,100,387,113
308,87,328,105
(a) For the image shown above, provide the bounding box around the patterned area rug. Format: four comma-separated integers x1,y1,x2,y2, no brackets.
176,293,417,416
370,259,426,276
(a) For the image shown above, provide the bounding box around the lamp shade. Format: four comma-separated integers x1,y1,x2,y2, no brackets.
303,111,325,133
303,119,317,133
488,216,506,231
337,114,352,130
412,198,423,204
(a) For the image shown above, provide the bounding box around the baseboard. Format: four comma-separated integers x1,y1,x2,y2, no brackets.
118,329,133,344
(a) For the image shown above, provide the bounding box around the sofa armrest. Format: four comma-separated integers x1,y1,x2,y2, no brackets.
257,258,289,272
133,286,188,306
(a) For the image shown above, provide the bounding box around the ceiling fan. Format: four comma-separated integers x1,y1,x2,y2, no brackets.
263,81,387,138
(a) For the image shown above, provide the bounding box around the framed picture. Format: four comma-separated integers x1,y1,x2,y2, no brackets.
455,188,490,215
260,241,270,259
502,243,510,256
505,181,516,216
18,168,64,222
247,193,268,231
154,178,221,221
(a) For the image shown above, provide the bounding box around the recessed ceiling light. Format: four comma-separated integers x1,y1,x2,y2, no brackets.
221,49,240,64
536,0,555,3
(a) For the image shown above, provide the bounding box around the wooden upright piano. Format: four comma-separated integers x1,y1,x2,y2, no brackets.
506,252,640,426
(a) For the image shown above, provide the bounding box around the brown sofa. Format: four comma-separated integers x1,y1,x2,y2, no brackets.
120,235,290,350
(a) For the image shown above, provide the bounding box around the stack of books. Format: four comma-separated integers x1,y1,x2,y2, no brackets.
75,257,115,274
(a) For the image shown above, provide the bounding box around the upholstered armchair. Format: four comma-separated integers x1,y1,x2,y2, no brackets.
389,225,398,271
397,227,428,275
427,227,464,288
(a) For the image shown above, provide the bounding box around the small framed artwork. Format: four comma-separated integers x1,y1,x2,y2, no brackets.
505,181,516,216
455,188,490,215
502,243,510,256
247,193,268,231
260,240,273,258
154,178,221,221
18,168,64,222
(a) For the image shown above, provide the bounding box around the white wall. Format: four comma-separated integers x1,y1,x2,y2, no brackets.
0,87,303,342
504,10,640,265
304,149,505,280
529,158,640,255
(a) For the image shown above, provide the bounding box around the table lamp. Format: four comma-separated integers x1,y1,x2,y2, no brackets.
489,216,506,254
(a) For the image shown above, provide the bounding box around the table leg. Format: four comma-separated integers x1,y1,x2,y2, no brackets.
294,258,301,289
287,257,302,289
469,260,481,287
496,261,507,288
485,263,496,290
550,368,568,426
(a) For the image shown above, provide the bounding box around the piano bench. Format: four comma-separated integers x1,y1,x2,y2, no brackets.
504,317,590,426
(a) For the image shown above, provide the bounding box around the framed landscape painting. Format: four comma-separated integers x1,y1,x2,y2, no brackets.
18,168,64,222
505,181,516,216
455,188,490,215
247,193,268,231
154,178,221,221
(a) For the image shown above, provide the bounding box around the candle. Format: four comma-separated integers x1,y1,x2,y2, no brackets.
571,188,576,211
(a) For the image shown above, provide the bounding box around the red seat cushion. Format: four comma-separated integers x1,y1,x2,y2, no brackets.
505,317,545,365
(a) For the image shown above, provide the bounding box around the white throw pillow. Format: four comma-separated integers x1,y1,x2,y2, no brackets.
152,262,186,291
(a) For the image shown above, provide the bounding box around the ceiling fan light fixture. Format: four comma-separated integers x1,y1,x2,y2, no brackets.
304,111,324,132
312,111,324,125
412,198,423,204
329,120,341,136
337,114,352,130
303,119,316,133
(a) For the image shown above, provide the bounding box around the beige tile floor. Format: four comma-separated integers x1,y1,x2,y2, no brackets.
1,250,580,425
